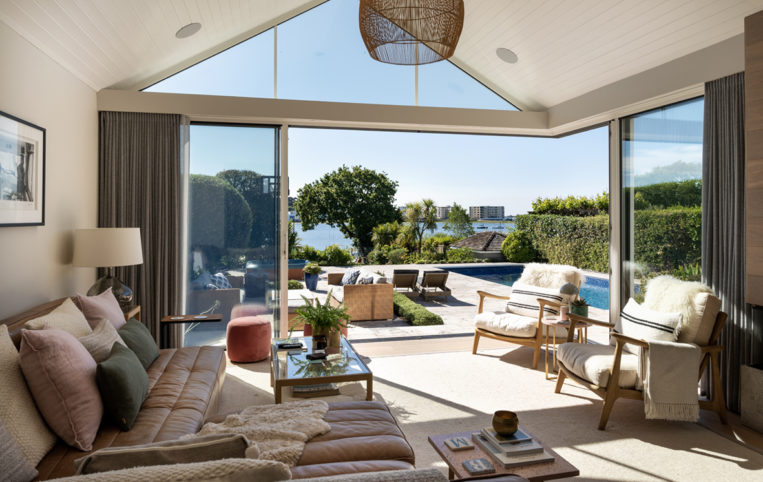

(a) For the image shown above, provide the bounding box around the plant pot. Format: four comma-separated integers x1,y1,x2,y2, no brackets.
313,327,342,348
570,304,588,317
304,272,319,291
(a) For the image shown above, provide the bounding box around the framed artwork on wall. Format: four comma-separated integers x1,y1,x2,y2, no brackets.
0,111,45,226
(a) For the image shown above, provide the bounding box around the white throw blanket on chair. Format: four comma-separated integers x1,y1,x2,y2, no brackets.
640,340,701,421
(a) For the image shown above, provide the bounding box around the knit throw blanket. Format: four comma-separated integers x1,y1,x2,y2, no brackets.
640,340,701,422
188,400,330,466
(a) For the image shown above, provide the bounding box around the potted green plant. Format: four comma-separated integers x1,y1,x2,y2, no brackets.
292,290,349,348
570,297,589,317
303,262,321,291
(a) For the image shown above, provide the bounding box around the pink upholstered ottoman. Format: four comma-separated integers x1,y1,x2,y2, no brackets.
226,316,272,363
230,303,270,319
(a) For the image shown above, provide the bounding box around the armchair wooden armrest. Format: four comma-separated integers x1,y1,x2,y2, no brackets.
327,272,343,286
610,332,649,349
476,290,510,314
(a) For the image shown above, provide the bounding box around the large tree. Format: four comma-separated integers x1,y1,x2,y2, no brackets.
295,165,400,256
404,198,437,253
444,202,474,239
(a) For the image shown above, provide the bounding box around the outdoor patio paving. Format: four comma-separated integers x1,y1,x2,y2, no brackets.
310,263,610,344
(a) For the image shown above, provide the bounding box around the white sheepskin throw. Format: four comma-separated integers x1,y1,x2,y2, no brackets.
642,275,713,338
518,263,585,289
187,400,330,467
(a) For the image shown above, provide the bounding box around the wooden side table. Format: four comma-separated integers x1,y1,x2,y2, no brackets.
542,317,591,380
123,305,140,322
160,314,222,349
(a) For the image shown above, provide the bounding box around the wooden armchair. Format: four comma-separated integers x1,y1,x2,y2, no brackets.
555,310,728,430
472,293,580,369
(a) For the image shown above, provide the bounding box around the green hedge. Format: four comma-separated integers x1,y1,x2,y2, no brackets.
633,207,701,271
516,214,610,272
393,293,443,325
516,207,701,273
190,174,252,249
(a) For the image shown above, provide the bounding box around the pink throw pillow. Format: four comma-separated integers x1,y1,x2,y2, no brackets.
75,288,126,330
19,328,103,451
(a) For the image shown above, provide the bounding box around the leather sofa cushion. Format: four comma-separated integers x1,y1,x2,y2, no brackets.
293,401,415,479
36,346,226,480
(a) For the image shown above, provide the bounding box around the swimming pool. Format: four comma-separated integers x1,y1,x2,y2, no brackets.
445,265,610,310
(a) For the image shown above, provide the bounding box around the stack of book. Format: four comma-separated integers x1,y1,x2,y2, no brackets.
471,427,554,469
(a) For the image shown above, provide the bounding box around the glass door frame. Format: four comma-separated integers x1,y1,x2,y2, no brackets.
612,95,704,323
181,121,285,344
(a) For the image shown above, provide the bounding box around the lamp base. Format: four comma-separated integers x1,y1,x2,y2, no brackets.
87,275,134,312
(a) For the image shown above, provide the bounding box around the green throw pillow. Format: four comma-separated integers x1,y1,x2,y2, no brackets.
118,318,159,369
96,342,149,431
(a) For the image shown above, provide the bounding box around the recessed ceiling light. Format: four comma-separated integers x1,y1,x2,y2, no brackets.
496,47,518,64
176,22,202,39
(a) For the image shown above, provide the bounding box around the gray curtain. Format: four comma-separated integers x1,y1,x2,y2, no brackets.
702,72,763,412
98,112,189,348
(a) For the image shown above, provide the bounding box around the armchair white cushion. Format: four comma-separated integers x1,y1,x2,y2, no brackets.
557,343,640,389
474,311,538,338
641,276,721,345
506,282,572,318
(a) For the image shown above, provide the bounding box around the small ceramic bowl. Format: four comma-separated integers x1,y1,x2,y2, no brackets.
492,410,519,436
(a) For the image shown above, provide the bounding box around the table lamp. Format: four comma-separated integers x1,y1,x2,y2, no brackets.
73,228,144,310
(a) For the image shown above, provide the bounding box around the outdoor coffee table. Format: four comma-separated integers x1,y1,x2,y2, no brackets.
270,335,373,404
428,428,578,481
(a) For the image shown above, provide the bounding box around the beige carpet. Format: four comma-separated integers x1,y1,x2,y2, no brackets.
218,345,763,481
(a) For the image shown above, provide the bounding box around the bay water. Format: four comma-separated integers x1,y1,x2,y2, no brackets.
294,221,516,251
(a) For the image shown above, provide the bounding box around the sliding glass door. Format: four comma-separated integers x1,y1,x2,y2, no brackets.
184,124,280,346
620,98,703,304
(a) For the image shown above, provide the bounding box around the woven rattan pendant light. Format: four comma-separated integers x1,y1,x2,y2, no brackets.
359,0,465,65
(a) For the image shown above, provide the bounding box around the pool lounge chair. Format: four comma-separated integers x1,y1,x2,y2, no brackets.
419,270,451,301
392,269,419,299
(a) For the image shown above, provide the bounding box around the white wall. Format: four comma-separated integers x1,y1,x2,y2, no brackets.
0,21,98,319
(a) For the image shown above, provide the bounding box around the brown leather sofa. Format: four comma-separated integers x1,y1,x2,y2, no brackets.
3,298,417,480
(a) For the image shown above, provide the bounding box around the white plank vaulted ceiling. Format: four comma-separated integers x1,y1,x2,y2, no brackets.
2,0,763,111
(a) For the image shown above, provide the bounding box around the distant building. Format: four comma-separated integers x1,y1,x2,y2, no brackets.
436,206,451,220
469,206,505,220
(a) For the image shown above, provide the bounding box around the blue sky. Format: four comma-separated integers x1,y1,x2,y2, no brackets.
150,0,701,214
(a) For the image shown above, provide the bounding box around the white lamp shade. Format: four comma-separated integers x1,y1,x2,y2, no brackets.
73,228,144,267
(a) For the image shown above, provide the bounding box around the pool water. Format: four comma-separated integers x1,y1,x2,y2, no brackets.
445,265,610,310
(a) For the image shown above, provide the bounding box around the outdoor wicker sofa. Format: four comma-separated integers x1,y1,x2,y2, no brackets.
327,272,394,321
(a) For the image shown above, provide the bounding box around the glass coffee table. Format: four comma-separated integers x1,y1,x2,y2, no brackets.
270,336,373,404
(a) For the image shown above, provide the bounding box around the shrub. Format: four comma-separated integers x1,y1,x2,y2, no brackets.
294,245,322,263
190,174,252,249
288,280,304,289
393,293,443,325
516,214,610,272
625,179,701,209
387,247,408,264
516,207,701,274
633,207,701,271
446,247,476,263
501,230,538,262
322,244,354,266
303,262,321,275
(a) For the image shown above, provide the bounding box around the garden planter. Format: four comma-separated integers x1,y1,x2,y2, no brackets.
304,272,319,291
570,304,589,317
313,327,342,348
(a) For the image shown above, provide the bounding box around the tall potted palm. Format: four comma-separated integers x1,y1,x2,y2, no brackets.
292,290,349,348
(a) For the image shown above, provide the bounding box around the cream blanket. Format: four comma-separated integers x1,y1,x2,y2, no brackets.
187,400,330,466
640,340,701,421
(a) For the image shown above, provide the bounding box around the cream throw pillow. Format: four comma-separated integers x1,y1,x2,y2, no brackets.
0,324,57,466
25,298,92,337
78,319,126,363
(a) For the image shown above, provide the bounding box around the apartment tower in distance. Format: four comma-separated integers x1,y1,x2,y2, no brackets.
436,206,451,220
469,206,504,220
